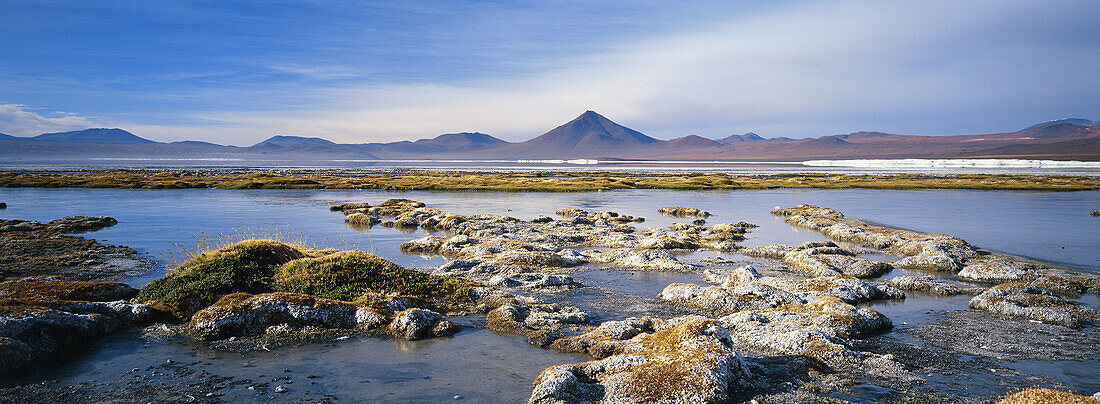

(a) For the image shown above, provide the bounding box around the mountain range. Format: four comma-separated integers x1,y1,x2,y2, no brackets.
1,111,1098,161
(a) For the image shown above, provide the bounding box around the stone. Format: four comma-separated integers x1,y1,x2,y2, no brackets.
530,318,758,404
389,308,458,340
186,292,360,341
968,283,1099,328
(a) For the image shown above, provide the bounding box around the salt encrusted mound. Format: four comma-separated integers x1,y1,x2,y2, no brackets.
593,249,697,272
489,273,580,289
486,299,590,347
771,205,979,272
337,199,758,275
0,276,153,377
529,318,759,404
389,308,458,340
885,275,983,296
186,292,377,341
957,257,1043,282
742,241,891,278
657,206,712,218
661,265,902,313
969,283,1099,328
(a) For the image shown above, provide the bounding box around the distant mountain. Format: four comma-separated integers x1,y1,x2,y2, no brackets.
489,111,659,157
32,128,157,144
251,135,336,149
834,131,895,140
667,135,722,149
1,114,1098,161
1021,118,1092,131
412,132,509,152
718,132,765,144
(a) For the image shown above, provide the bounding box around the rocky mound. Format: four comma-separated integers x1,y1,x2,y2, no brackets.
0,276,154,377
135,239,478,344
1,216,153,282
530,318,759,403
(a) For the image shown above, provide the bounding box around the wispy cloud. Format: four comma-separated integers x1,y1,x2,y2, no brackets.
172,0,1099,144
2,0,1097,145
0,104,97,136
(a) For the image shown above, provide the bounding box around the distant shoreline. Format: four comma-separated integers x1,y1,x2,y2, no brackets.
1,169,1098,192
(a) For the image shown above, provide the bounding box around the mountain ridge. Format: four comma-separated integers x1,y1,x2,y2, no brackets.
1,111,1098,161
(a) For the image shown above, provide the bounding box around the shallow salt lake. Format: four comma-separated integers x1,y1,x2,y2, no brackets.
0,187,1098,401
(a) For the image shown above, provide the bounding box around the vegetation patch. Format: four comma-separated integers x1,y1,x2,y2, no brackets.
273,250,477,307
2,169,1098,192
136,239,311,317
137,239,477,318
997,388,1100,404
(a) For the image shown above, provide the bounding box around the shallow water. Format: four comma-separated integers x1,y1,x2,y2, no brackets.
1,187,1098,400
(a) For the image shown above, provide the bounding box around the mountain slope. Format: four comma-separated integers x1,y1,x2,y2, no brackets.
413,132,509,152
32,128,157,144
718,132,765,144
251,135,336,149
524,111,656,149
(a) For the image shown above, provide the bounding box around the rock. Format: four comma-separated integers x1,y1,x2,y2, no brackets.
486,300,589,347
743,241,892,278
0,276,153,377
399,235,445,253
1029,275,1091,298
656,206,712,218
489,273,580,289
530,318,758,404
594,249,696,271
957,257,1042,282
549,317,656,358
531,215,554,223
717,296,909,379
555,208,589,219
969,283,1099,328
354,307,387,329
43,216,118,233
389,308,458,340
186,292,362,341
740,244,792,260
996,388,1100,403
661,272,900,315
885,276,980,296
772,205,979,272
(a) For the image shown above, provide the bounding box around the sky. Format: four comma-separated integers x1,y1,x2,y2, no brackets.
0,0,1097,146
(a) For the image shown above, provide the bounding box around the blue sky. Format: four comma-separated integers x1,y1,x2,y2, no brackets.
1,0,1097,145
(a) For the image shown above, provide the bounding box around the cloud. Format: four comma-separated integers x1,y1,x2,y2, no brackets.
7,0,1096,145
172,0,1098,144
0,104,97,136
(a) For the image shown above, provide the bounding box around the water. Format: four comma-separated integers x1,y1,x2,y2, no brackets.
1,187,1098,400
1,188,1096,274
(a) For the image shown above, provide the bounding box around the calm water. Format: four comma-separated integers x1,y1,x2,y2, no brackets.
0,187,1098,401
1,188,1096,275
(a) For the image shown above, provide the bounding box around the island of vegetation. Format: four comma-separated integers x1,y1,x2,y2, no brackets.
1,168,1098,191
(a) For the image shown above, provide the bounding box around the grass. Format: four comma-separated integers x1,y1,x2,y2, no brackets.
273,250,476,306
136,239,312,317
997,388,1099,404
1,169,1098,191
136,238,477,318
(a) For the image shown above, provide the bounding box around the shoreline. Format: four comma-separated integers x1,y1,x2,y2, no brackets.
2,169,1100,191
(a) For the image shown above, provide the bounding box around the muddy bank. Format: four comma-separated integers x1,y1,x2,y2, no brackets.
0,216,155,282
